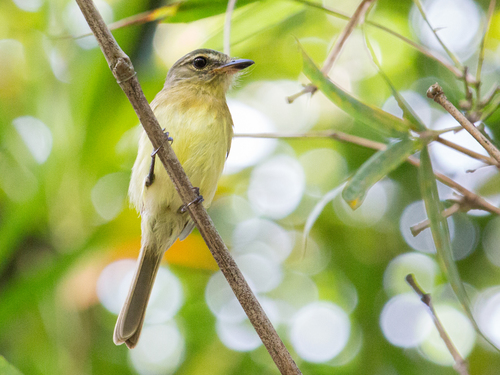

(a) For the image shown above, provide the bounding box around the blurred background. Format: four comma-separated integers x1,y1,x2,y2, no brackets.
2,0,500,374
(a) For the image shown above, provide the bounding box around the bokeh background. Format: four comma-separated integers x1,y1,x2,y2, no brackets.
2,0,500,374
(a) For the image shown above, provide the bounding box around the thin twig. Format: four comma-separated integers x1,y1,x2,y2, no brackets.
412,0,462,69
321,0,375,76
287,0,376,103
427,83,500,165
436,137,498,166
74,1,301,374
223,0,237,55
406,274,470,375
476,0,496,96
235,131,500,215
410,202,461,236
479,85,500,109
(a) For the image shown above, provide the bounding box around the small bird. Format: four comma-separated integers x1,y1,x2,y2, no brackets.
114,49,254,348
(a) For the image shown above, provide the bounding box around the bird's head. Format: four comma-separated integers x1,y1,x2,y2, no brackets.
164,49,254,94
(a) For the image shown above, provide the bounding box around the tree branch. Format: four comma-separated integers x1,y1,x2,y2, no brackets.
74,1,301,373
427,83,500,165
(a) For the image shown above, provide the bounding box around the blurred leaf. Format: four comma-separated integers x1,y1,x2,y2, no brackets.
0,356,23,375
363,32,427,132
343,138,419,209
0,228,105,332
300,46,412,138
419,146,498,349
477,172,500,196
205,0,303,50
168,0,258,23
109,3,181,31
0,200,43,275
303,182,346,249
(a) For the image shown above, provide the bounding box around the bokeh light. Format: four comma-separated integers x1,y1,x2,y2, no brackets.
64,0,113,49
382,91,432,127
383,252,438,296
224,100,277,174
418,305,475,366
12,0,44,12
129,322,185,375
430,114,489,174
299,148,348,197
380,293,432,348
13,116,52,164
334,180,396,227
400,200,455,254
247,154,305,219
400,200,477,260
232,218,294,263
476,287,500,348
290,302,350,363
91,172,129,222
410,0,483,60
216,297,279,352
98,260,184,324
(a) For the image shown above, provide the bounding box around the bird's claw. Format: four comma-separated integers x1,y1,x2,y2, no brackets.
145,130,173,188
178,187,204,213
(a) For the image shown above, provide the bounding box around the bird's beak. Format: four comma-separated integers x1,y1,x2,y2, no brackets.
214,59,254,73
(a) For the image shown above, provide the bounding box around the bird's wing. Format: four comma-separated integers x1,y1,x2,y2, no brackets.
178,219,196,241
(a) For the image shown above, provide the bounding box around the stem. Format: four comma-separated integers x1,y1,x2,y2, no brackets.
74,1,301,373
436,137,498,166
223,0,237,55
427,83,500,165
410,202,461,236
406,274,470,375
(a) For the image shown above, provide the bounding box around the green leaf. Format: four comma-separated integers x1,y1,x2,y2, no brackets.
343,138,419,209
0,356,23,375
477,172,500,196
303,182,346,249
363,32,427,132
300,46,412,138
419,146,499,349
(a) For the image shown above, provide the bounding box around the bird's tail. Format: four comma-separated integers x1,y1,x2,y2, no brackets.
113,243,163,349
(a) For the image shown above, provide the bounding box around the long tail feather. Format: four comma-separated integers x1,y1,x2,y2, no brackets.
114,244,163,349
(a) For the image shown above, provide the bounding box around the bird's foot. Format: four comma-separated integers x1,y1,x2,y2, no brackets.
178,187,204,213
145,130,173,188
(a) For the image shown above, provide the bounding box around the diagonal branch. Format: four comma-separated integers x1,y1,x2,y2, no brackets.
287,0,376,103
74,1,301,373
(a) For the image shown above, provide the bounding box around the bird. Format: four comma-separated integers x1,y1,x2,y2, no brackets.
114,49,254,349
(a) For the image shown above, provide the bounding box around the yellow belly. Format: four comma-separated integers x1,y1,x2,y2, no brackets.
129,93,233,219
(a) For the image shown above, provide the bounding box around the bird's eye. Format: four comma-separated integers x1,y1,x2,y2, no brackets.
193,56,207,69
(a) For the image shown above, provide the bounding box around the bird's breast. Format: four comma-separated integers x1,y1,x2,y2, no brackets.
129,92,233,214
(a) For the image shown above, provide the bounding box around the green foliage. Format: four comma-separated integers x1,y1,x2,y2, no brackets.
343,137,420,209
0,357,23,375
301,47,412,138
